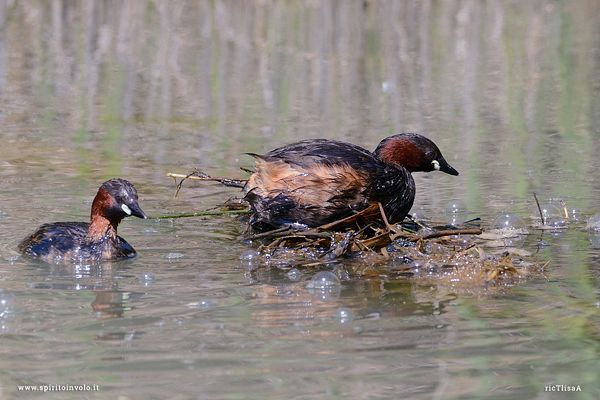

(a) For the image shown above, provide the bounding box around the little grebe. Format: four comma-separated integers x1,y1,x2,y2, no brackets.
243,133,458,229
18,178,147,263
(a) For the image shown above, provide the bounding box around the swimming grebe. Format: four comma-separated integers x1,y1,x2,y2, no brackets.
243,133,458,229
18,178,147,263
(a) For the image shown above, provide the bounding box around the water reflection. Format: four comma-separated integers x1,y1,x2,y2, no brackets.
91,290,137,319
1,1,600,399
1,1,598,195
25,261,145,321
0,292,23,333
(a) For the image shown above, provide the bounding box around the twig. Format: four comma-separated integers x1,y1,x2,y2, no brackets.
166,172,247,193
533,192,545,225
377,202,392,233
409,228,483,242
406,213,429,230
267,233,333,249
485,269,499,283
313,204,381,231
560,199,568,219
540,259,551,270
147,209,250,219
249,226,293,240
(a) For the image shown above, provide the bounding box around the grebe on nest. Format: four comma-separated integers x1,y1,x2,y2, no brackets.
243,133,458,229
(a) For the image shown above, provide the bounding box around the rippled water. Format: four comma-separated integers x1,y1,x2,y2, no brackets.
1,1,600,399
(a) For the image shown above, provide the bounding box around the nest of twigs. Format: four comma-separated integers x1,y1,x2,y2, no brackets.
167,171,548,289
244,203,545,288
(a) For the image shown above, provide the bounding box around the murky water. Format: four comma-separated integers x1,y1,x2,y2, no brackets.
1,1,600,399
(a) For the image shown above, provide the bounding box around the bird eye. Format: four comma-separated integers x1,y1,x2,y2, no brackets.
425,151,435,160
115,195,124,203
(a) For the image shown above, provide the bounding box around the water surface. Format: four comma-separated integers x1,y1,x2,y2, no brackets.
1,1,600,399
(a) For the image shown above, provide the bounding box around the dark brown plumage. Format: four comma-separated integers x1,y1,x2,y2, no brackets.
18,178,147,263
243,133,458,229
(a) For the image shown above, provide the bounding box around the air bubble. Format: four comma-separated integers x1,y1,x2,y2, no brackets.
306,272,341,289
568,207,582,222
333,307,354,325
139,272,156,287
491,213,526,231
240,250,260,261
443,200,468,225
589,233,600,248
532,204,562,221
306,271,341,301
410,207,427,221
586,213,600,232
287,269,301,281
547,218,568,228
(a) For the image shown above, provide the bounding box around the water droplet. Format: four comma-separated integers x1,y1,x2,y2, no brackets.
287,268,301,281
586,214,600,232
333,307,354,325
306,271,341,289
491,213,526,231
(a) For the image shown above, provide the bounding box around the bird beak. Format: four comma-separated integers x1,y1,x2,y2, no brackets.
438,158,459,176
127,203,147,219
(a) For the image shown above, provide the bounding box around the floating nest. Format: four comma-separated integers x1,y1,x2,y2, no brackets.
166,171,548,290
244,204,545,289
